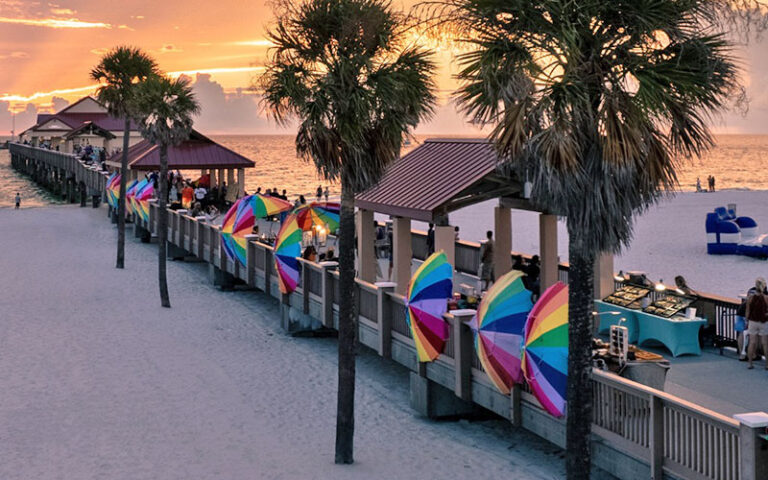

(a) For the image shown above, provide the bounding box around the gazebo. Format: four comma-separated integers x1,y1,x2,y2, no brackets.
355,138,614,297
106,130,255,201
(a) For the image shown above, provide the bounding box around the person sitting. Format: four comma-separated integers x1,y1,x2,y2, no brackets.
190,202,204,218
325,248,335,261
674,275,697,296
302,245,317,262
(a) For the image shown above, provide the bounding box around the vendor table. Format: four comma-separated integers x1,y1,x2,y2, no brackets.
595,300,706,357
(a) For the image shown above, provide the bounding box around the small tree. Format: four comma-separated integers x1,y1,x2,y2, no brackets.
132,75,200,307
261,0,436,463
420,0,755,476
91,46,159,269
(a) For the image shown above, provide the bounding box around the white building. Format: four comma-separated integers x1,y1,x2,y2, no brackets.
19,96,144,153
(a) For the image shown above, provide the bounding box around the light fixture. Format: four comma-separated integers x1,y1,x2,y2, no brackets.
675,288,686,296
655,279,666,292
613,270,625,282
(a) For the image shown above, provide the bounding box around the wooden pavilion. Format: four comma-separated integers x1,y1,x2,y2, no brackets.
355,138,614,297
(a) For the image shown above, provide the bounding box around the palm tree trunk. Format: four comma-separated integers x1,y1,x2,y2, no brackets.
157,144,171,308
335,182,357,464
565,227,596,479
116,118,130,269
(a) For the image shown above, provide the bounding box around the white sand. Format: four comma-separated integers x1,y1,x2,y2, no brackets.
433,190,768,299
0,206,584,480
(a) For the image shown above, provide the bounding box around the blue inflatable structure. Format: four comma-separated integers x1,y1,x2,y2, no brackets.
706,206,768,258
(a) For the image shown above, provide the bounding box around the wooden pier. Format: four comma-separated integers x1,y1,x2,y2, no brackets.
10,142,767,480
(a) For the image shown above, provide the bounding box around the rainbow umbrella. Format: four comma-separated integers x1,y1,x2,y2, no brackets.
220,197,245,262
522,281,569,418
273,213,302,294
405,251,453,362
134,179,155,223
294,202,340,233
105,172,120,208
468,270,533,394
125,179,140,215
221,194,294,266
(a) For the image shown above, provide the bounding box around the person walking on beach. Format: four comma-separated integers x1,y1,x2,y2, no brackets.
479,230,495,291
316,185,323,201
14,192,20,209
711,176,716,192
746,277,768,370
696,177,702,192
324,186,330,202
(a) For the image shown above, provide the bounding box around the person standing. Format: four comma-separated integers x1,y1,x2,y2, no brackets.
479,230,495,290
711,175,716,192
316,185,323,201
426,223,435,255
324,186,330,202
14,192,21,209
746,277,768,370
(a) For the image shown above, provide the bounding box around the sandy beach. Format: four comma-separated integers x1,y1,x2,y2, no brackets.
420,190,768,299
0,205,600,480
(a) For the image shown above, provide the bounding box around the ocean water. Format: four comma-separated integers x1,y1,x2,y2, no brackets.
2,134,768,208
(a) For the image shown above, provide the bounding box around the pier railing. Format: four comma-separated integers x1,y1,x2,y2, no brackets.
134,203,764,480
9,141,742,351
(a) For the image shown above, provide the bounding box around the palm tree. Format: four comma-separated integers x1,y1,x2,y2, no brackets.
260,0,436,464
132,75,200,308
423,0,748,476
91,46,159,269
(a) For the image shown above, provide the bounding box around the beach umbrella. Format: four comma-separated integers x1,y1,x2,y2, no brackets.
106,172,120,208
134,179,154,223
125,179,140,215
405,251,453,362
293,202,340,233
273,213,302,294
522,281,569,418
220,197,245,262
468,270,533,394
221,194,294,266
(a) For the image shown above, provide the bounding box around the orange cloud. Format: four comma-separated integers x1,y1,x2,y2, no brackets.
0,16,114,29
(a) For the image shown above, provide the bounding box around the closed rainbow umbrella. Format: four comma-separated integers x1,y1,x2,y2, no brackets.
406,251,453,362
221,194,294,266
294,202,340,233
220,197,244,262
125,179,140,215
273,213,302,294
468,270,533,394
134,179,155,223
522,281,569,418
106,172,120,208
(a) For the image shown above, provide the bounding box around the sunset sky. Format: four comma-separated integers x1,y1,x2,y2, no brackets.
1,0,767,136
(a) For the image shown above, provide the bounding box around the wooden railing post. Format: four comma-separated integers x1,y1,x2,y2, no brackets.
321,264,336,328
375,282,396,357
196,218,206,259
510,384,522,427
734,412,768,480
650,395,664,479
451,309,476,402
244,234,259,288
302,261,310,315
264,247,273,298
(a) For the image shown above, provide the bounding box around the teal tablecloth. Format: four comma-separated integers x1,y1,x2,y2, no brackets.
595,300,639,342
594,300,705,357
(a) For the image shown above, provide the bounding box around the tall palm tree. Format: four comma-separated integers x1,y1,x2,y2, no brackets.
132,75,200,308
423,0,748,476
260,0,436,464
91,46,159,269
